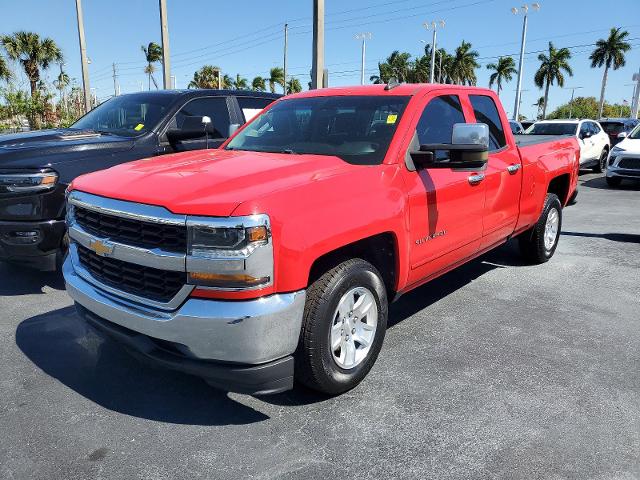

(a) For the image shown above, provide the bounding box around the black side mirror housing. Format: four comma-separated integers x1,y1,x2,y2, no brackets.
410,143,488,169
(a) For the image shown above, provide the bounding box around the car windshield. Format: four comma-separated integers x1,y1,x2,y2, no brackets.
225,95,410,165
629,124,640,140
71,93,176,137
600,122,625,134
526,122,578,135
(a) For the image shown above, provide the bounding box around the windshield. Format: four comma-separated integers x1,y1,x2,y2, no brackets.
600,122,625,134
629,124,640,140
225,95,410,165
526,122,577,135
71,93,176,137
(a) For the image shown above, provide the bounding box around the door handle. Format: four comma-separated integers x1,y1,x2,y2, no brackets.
507,163,521,174
468,173,485,185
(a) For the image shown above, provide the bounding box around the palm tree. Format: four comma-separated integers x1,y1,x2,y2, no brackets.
141,42,162,90
0,55,11,83
408,54,430,83
53,65,70,115
232,73,248,90
222,74,233,89
533,97,545,120
188,65,221,89
0,31,62,98
269,67,284,93
534,42,573,119
449,41,479,85
378,51,412,83
590,27,631,118
486,56,517,97
251,76,266,91
286,77,302,94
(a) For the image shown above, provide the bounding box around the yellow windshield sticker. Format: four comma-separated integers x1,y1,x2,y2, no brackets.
134,123,145,131
386,114,398,124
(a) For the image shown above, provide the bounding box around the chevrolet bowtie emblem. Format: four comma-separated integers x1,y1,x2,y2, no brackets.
88,239,114,257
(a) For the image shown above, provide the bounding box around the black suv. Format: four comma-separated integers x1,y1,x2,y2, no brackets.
0,89,279,270
599,118,640,146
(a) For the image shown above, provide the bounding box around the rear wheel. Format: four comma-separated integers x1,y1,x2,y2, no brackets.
518,193,562,264
594,148,608,173
606,176,622,187
295,258,388,395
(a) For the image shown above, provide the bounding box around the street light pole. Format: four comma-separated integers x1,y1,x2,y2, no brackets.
74,0,91,113
565,86,583,119
159,0,171,89
512,3,540,121
355,33,371,85
283,23,288,94
311,0,325,89
423,20,445,84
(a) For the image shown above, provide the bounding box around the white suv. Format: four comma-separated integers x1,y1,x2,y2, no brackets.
526,119,611,172
606,124,640,187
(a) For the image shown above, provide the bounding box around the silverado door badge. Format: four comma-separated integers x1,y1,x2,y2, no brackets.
415,230,446,245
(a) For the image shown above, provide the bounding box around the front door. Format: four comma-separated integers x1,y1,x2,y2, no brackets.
401,93,485,287
468,94,522,249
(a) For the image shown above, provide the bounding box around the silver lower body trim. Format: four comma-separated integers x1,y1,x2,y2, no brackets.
63,256,306,364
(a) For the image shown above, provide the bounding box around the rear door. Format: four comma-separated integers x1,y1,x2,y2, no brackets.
578,121,597,163
400,92,485,286
468,94,522,249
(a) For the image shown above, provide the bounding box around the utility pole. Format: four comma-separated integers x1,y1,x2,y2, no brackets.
112,63,118,97
512,3,540,120
311,0,325,89
75,0,92,113
283,23,289,95
355,33,371,85
631,71,640,119
564,86,583,119
159,0,171,89
423,20,445,84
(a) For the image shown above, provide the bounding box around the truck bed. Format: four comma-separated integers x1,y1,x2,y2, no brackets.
514,134,574,147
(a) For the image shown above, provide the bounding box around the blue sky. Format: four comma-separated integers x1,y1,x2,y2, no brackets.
1,0,639,119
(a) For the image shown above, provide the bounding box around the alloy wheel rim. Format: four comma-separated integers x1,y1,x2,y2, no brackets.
330,286,378,370
544,208,559,251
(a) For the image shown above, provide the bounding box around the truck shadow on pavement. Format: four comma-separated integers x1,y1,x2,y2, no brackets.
0,263,65,296
580,175,640,191
562,231,640,244
15,241,526,419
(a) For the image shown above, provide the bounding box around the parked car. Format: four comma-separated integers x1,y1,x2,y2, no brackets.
526,119,610,172
599,118,640,146
509,120,524,134
606,123,640,186
63,84,579,395
0,89,280,270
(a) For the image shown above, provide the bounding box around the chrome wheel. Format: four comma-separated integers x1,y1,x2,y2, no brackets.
330,286,378,370
544,207,559,251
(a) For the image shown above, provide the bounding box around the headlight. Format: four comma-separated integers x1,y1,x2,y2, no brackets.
186,215,273,290
0,171,58,194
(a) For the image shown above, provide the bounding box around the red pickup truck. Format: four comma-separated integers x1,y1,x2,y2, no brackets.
63,84,579,395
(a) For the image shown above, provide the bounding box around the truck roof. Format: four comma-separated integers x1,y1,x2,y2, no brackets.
287,83,496,98
114,89,281,100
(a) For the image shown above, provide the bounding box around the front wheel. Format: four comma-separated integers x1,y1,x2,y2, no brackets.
594,148,609,173
518,193,562,264
295,258,388,395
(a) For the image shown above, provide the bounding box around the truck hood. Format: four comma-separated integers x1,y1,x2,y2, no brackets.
0,129,134,168
71,149,360,217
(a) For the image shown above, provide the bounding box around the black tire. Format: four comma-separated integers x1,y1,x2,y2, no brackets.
295,258,388,395
606,176,622,187
518,193,562,264
594,148,608,173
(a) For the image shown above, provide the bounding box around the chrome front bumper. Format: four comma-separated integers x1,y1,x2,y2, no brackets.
63,255,306,364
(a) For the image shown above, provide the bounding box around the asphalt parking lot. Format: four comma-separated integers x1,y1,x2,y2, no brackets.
1,172,639,480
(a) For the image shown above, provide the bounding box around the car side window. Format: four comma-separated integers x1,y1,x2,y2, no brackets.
173,97,231,138
469,95,506,151
589,122,600,135
579,123,590,138
416,95,466,160
237,97,274,123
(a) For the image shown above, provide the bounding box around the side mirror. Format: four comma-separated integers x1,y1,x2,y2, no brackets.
166,115,214,143
410,123,489,170
228,123,241,137
580,130,592,140
617,131,628,139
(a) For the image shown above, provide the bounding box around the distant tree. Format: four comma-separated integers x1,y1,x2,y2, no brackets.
590,27,631,118
232,73,248,90
269,67,284,93
547,96,631,120
449,40,479,85
53,65,69,116
408,53,430,83
533,96,546,119
486,56,517,97
188,65,221,89
0,55,11,83
222,74,233,89
534,42,573,119
251,76,266,91
286,77,302,94
376,51,412,83
141,42,162,90
0,31,62,98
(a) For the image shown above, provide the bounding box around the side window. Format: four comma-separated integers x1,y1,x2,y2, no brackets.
416,95,465,160
469,95,506,151
237,97,274,123
173,97,231,138
590,122,601,134
579,123,590,138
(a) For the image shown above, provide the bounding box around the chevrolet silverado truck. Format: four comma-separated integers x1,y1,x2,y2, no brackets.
63,84,579,395
0,89,279,270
